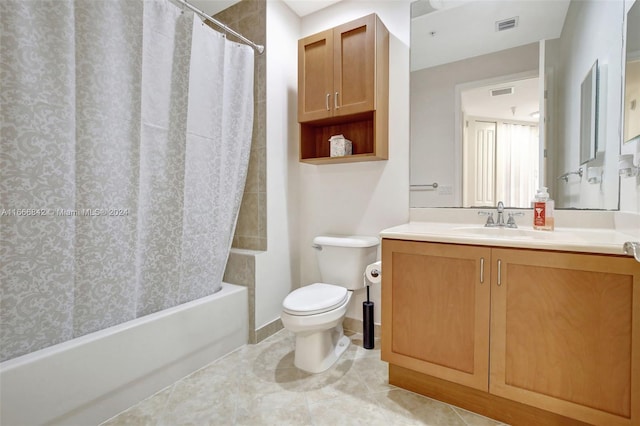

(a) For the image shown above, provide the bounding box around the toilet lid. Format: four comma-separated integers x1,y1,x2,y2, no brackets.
283,283,348,316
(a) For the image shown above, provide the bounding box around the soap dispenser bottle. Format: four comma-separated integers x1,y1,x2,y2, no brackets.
533,187,554,231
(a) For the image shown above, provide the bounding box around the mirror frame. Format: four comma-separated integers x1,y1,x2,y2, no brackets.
579,60,599,164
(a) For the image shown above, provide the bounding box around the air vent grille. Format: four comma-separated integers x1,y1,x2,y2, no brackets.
496,16,519,32
490,87,514,97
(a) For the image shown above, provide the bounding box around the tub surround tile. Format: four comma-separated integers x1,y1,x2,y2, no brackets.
218,0,266,253
103,330,507,426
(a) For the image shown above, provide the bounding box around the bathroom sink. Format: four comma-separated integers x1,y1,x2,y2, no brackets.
451,226,540,239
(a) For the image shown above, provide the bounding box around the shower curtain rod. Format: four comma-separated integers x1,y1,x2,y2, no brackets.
173,0,265,54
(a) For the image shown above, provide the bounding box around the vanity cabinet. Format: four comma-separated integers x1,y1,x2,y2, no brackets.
297,14,388,164
382,239,640,426
380,240,491,391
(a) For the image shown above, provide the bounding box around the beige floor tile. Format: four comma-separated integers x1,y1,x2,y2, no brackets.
350,355,395,393
451,406,508,426
101,387,171,426
372,388,468,425
235,390,311,425
103,329,507,426
308,393,394,426
302,357,369,404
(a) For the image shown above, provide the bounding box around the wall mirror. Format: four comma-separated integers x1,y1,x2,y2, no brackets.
410,0,626,210
624,0,640,144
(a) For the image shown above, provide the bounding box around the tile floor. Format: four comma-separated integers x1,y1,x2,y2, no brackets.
102,330,508,426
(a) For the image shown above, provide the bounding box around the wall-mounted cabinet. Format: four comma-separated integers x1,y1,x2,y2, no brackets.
298,14,388,164
382,239,640,426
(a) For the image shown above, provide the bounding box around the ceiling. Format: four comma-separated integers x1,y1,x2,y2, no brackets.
411,0,570,71
188,0,342,17
283,0,344,16
187,0,570,70
186,0,567,125
187,0,239,16
462,76,540,123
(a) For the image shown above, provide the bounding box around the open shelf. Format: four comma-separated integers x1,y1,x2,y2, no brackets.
299,111,387,164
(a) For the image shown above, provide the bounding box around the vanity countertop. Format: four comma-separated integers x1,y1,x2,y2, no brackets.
380,209,640,256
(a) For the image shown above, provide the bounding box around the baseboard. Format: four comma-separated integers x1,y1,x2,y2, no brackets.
255,318,283,343
343,317,381,338
388,364,591,426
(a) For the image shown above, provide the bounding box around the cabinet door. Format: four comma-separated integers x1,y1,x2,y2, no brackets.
382,239,491,391
333,14,376,116
490,248,640,426
298,29,333,122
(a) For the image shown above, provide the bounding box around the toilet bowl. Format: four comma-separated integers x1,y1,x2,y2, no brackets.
281,283,352,373
281,235,379,374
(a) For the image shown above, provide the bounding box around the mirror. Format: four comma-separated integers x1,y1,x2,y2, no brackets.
624,0,640,144
410,0,626,210
580,60,598,164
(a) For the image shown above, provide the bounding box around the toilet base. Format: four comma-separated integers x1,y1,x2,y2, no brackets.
293,325,350,374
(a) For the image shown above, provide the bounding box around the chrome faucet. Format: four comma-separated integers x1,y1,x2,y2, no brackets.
496,201,505,227
479,201,523,228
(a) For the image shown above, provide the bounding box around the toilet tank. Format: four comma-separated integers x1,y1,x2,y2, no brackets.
313,235,379,290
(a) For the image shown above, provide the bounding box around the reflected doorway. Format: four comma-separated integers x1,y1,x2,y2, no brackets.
461,76,540,208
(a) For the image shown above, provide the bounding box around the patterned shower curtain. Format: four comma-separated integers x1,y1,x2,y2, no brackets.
0,0,254,362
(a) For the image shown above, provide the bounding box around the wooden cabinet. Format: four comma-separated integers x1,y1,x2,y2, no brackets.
381,239,491,391
297,14,388,164
489,248,639,426
382,239,640,426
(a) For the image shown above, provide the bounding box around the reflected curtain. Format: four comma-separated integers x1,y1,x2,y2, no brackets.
496,123,539,208
0,0,253,362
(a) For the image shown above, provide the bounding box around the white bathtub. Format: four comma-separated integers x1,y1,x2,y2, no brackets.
0,283,248,426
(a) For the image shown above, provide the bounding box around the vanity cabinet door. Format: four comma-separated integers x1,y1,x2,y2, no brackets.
490,248,640,426
382,239,491,391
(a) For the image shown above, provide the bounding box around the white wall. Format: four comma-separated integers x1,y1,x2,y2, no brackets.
550,0,624,210
298,0,411,324
255,1,301,329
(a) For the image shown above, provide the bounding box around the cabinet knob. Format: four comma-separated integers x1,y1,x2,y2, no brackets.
326,93,331,111
335,91,340,109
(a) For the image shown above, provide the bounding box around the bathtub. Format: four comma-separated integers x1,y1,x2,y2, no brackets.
0,283,248,426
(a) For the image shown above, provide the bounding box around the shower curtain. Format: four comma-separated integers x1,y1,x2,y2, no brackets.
0,0,254,362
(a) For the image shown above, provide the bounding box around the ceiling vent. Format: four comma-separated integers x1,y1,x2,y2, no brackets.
490,87,514,97
496,16,519,32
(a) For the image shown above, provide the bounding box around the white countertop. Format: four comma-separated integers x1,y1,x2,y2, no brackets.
380,209,640,256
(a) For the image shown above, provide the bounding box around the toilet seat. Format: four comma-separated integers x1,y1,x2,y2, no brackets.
282,283,348,316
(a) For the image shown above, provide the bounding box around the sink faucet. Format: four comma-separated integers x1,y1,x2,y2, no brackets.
496,201,505,227
480,201,523,228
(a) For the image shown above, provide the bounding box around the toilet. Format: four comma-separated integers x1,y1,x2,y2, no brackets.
281,235,379,373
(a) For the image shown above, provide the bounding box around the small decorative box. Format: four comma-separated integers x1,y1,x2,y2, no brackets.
329,134,352,157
